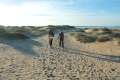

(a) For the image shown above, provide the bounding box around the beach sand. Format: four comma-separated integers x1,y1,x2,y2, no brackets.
0,34,120,80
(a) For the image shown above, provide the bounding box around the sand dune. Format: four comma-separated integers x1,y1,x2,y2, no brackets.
0,34,120,80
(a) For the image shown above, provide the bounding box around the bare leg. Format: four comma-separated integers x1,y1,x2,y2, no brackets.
49,39,53,48
59,40,61,47
62,40,64,48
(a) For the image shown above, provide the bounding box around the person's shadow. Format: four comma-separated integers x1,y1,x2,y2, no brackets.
0,38,43,56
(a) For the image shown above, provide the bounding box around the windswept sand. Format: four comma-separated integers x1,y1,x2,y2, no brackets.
67,35,120,56
0,34,120,80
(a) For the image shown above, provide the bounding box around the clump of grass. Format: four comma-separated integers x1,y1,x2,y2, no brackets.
70,32,96,43
78,35,96,43
13,32,29,39
96,35,112,42
31,29,48,37
112,32,120,38
96,28,112,35
113,39,120,46
0,27,29,39
84,28,112,36
70,28,118,43
0,32,29,40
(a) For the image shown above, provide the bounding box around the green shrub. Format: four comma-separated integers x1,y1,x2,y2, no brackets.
0,31,29,40
13,32,29,39
97,35,112,42
31,29,47,37
78,35,96,43
97,28,112,35
70,32,96,43
112,32,120,38
84,28,112,36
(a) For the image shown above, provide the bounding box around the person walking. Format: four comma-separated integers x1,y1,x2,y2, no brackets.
48,30,54,48
59,31,64,48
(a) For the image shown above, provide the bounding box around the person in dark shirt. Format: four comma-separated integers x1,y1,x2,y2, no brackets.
48,30,54,48
59,31,64,48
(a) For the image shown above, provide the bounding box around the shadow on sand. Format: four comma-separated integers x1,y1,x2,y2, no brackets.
0,38,42,56
64,47,120,63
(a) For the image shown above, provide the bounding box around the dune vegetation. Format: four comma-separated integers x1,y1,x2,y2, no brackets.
0,25,119,44
0,25,76,39
70,28,120,44
0,25,120,80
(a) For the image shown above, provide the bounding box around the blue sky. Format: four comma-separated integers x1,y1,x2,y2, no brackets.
0,0,120,26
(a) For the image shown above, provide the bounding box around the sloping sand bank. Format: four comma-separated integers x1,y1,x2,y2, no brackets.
0,34,120,80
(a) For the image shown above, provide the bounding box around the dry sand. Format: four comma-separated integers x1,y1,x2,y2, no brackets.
0,34,120,80
67,35,120,56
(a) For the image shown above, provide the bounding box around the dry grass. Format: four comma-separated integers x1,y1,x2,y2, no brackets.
70,32,96,43
70,28,120,43
113,38,120,46
0,32,29,40
112,32,120,38
96,35,112,42
84,28,112,36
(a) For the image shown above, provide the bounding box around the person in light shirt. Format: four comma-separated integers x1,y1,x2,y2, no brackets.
48,30,54,48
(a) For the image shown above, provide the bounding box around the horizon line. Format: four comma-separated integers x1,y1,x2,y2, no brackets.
0,25,120,27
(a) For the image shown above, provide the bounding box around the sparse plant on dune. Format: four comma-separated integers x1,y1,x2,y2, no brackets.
0,32,29,40
70,32,96,43
113,38,120,46
70,28,116,43
0,27,29,39
13,32,29,39
96,35,112,42
96,28,112,35
84,28,112,36
112,32,120,38
31,29,48,37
